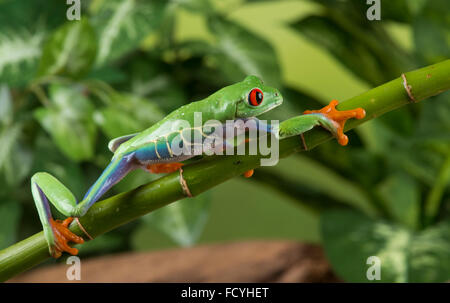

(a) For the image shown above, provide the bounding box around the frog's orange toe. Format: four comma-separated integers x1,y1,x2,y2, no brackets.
147,163,184,174
49,217,84,258
304,100,366,146
243,169,254,178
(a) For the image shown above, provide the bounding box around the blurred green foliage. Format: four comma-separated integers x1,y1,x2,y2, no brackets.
0,0,449,282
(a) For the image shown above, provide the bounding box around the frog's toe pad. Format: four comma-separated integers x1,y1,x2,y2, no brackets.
304,99,366,146
49,217,84,258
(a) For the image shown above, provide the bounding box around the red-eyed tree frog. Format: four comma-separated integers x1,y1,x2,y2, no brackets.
31,75,365,258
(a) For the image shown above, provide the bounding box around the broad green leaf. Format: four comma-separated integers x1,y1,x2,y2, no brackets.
34,85,97,162
94,108,142,139
0,122,32,186
0,0,72,86
0,201,21,250
86,66,127,84
414,18,449,64
417,93,450,138
0,29,44,87
208,16,281,86
4,143,32,187
407,0,427,15
321,210,450,282
0,84,12,125
377,172,420,230
125,57,187,111
0,0,67,32
413,0,450,64
37,19,97,79
271,155,376,216
144,192,211,247
94,93,165,139
290,15,385,86
32,135,85,197
0,124,31,185
171,0,214,14
311,0,411,23
92,0,167,66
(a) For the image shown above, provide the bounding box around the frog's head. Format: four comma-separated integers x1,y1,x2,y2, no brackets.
235,75,283,118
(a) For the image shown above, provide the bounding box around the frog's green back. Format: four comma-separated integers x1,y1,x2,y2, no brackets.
113,75,282,156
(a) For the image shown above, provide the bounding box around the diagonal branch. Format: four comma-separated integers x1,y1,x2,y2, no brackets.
1,59,449,281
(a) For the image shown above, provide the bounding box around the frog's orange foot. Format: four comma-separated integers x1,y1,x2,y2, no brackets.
49,217,84,258
147,163,184,174
304,100,365,146
243,169,254,178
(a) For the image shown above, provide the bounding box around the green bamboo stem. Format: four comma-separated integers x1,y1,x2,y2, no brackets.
1,60,449,282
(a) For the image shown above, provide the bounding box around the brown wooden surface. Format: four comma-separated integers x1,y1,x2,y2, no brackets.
9,241,341,282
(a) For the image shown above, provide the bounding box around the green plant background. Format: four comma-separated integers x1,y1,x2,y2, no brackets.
0,0,449,282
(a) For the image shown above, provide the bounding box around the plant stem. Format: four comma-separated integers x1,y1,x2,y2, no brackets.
425,151,450,226
1,60,449,282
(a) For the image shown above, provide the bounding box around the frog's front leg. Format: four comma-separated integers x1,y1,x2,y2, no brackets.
280,100,366,145
31,154,136,258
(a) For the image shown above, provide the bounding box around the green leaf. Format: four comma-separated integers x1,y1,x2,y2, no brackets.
32,135,85,196
126,57,187,112
290,15,385,85
414,18,450,64
94,93,165,139
4,143,32,187
413,0,450,64
143,192,211,247
417,94,450,138
407,0,427,15
92,0,167,66
86,66,127,84
0,124,20,173
0,0,67,32
321,210,450,282
0,29,44,87
0,84,13,125
207,16,281,86
0,123,32,186
377,172,420,230
273,155,376,216
171,0,214,14
94,107,142,139
37,19,97,79
0,201,21,250
34,85,97,162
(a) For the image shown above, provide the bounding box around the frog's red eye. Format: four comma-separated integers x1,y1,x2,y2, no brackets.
248,88,263,106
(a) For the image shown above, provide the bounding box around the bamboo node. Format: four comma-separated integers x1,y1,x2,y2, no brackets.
179,167,193,197
74,217,94,240
401,73,417,103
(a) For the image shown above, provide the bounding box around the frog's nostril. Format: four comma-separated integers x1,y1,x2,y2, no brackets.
275,92,278,96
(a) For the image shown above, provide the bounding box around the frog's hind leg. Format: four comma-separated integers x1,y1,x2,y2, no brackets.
31,173,84,258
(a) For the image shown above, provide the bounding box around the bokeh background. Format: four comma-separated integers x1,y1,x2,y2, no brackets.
0,0,449,282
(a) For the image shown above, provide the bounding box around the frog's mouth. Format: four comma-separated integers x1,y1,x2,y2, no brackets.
258,96,283,115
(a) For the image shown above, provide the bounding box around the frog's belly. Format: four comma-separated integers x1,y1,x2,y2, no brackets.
133,139,199,164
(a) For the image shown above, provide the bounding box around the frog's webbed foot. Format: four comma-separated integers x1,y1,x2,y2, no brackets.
147,162,184,174
49,217,84,258
304,100,365,146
